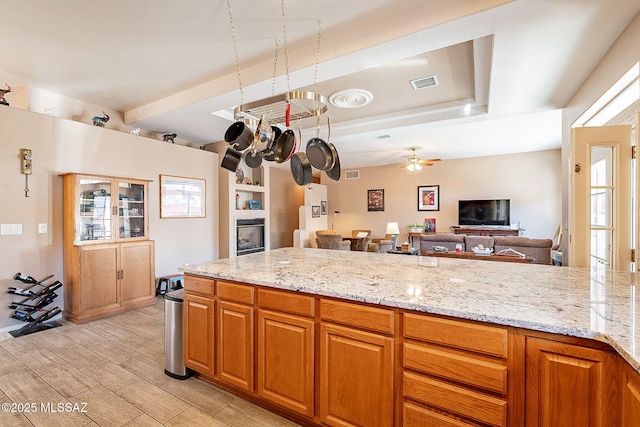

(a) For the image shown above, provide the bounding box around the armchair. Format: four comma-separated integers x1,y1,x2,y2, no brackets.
351,229,372,251
316,230,351,251
368,234,394,253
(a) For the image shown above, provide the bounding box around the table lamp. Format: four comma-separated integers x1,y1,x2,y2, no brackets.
386,221,400,250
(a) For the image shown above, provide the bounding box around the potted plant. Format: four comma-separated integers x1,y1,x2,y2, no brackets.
406,223,424,233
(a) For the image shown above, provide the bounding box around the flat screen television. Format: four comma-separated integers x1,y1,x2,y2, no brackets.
458,199,510,226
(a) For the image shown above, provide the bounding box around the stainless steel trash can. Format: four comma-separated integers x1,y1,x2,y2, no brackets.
164,288,191,379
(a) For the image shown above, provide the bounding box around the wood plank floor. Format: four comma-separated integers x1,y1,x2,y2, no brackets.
0,298,300,426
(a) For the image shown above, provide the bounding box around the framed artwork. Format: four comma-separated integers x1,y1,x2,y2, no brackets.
312,206,321,218
248,200,261,210
320,200,327,215
367,189,384,212
160,175,205,218
418,185,439,211
424,218,437,232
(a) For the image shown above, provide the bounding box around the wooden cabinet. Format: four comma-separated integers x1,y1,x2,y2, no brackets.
61,173,150,244
257,289,315,417
216,281,254,392
66,240,154,323
402,313,509,427
319,300,394,427
61,173,155,323
453,227,519,236
621,360,640,426
184,291,214,375
182,275,640,427
525,337,619,427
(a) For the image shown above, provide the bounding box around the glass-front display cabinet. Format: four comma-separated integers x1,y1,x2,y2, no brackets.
61,173,150,245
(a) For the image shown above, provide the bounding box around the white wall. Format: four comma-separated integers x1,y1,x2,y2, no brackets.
561,12,640,263
323,149,561,243
0,106,218,327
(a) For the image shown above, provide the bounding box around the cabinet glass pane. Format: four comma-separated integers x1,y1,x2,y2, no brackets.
118,182,145,239
79,178,112,241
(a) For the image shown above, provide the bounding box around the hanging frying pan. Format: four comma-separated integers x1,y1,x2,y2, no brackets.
253,115,277,152
306,116,335,171
244,148,263,169
263,125,281,162
221,146,242,172
290,126,312,186
326,142,341,181
273,104,297,163
224,121,253,151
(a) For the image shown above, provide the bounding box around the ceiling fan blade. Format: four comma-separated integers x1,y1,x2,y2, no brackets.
420,159,441,166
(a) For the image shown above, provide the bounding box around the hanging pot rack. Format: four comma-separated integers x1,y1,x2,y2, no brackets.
222,0,339,184
234,90,327,124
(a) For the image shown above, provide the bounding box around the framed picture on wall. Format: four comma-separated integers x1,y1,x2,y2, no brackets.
312,206,321,218
424,218,436,232
418,185,439,211
367,189,384,212
320,201,327,215
160,175,206,218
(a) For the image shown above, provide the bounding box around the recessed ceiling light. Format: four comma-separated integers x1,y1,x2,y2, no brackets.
410,75,439,90
328,89,373,109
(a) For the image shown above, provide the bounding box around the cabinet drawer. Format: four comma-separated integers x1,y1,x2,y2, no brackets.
404,313,507,358
258,289,315,317
184,275,215,296
218,281,254,305
404,343,507,394
320,299,394,335
403,402,475,427
403,372,507,427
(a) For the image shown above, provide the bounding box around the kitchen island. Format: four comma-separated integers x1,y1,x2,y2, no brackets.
180,247,640,426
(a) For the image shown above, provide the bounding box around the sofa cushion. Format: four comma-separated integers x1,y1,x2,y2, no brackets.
420,233,465,254
493,236,553,264
465,236,494,251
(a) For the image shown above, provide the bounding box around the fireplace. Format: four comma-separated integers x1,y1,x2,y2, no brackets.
236,218,265,256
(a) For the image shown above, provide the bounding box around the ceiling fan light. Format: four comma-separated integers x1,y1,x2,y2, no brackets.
406,163,421,172
414,163,423,171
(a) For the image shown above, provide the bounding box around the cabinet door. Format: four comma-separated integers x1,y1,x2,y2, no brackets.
525,337,618,427
120,241,155,304
217,300,254,392
75,176,115,243
320,323,394,427
621,361,640,427
79,244,120,314
183,293,214,375
257,309,314,417
116,179,148,241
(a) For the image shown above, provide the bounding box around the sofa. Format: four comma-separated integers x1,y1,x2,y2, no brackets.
420,234,553,265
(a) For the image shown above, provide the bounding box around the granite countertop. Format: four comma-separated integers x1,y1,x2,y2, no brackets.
180,247,640,372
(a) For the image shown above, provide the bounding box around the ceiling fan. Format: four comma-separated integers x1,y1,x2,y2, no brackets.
402,147,441,171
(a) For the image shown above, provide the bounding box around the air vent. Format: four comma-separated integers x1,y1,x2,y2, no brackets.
345,170,360,180
410,75,439,90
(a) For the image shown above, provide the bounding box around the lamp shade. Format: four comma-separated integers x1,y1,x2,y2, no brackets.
386,221,400,235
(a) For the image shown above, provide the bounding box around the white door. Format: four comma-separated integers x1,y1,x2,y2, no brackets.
570,125,632,270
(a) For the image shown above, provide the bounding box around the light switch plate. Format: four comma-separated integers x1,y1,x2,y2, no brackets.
38,223,47,234
1,224,23,235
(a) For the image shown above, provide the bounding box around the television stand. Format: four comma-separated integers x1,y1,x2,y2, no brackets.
452,227,519,237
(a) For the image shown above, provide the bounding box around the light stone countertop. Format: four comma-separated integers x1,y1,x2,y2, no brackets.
180,247,640,372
